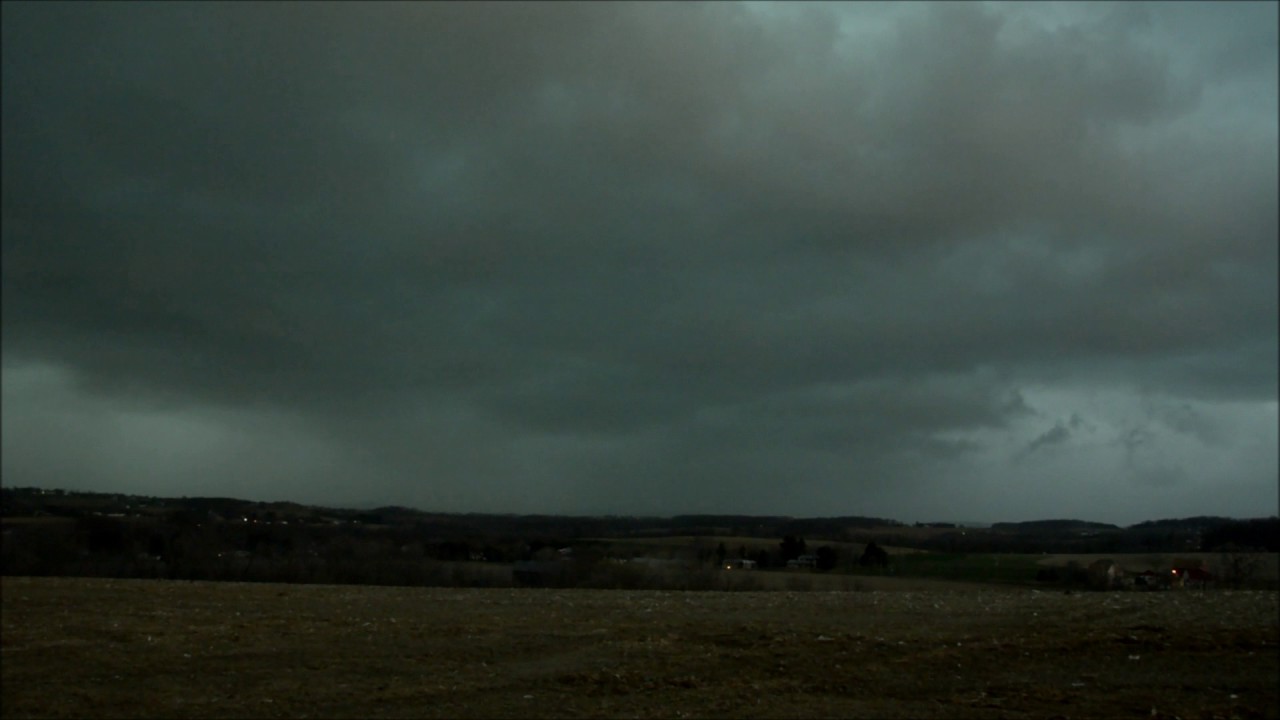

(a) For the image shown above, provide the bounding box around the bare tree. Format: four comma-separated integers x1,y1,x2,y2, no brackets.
1216,544,1262,589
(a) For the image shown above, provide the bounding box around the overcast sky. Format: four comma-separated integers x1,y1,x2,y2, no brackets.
3,2,1276,525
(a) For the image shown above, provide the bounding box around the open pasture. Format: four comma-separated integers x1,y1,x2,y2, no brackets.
1036,553,1280,578
3,577,1276,718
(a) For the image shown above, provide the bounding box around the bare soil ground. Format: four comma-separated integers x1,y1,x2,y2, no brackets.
3,577,1276,719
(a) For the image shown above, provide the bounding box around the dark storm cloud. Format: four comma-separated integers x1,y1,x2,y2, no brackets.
1014,412,1093,463
1023,423,1072,457
2,2,1275,521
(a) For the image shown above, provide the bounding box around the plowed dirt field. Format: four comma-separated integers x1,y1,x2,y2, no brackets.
2,577,1276,718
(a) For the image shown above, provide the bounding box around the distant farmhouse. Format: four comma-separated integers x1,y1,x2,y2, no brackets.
1171,566,1213,589
787,555,818,570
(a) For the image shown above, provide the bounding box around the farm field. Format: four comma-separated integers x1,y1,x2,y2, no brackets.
885,552,1280,587
3,577,1277,719
1036,553,1280,577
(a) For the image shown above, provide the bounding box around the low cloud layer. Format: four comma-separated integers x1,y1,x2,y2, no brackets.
3,2,1276,524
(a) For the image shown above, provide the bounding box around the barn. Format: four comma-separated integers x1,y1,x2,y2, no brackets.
1171,566,1213,589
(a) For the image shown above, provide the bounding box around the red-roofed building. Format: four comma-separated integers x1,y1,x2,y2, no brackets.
1171,566,1213,589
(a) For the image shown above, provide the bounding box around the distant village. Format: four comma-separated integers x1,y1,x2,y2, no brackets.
2,487,1275,591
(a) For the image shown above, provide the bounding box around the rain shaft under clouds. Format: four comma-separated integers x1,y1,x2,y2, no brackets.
2,2,1276,524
